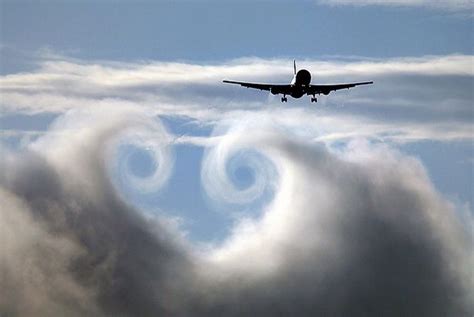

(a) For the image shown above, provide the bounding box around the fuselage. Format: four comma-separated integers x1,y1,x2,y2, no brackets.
289,69,311,98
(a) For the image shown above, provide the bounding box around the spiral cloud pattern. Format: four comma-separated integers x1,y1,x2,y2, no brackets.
1,106,472,316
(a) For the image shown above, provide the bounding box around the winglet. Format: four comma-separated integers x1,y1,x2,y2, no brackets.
293,60,296,75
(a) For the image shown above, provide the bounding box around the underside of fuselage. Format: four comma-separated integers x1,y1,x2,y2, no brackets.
290,88,305,98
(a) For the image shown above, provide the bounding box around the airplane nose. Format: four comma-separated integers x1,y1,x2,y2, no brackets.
295,69,311,86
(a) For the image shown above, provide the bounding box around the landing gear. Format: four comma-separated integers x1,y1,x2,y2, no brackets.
281,95,288,102
311,95,317,103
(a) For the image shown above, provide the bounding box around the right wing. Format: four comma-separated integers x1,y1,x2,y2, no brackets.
223,80,292,94
306,81,373,95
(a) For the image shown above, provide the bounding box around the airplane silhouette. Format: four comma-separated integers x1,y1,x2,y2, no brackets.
223,60,373,103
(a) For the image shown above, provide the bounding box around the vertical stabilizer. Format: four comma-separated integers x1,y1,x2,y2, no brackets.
293,60,297,75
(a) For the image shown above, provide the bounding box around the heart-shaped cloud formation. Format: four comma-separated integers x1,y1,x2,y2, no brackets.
0,105,471,316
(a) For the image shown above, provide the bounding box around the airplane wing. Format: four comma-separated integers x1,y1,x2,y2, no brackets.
223,80,292,94
223,80,373,96
306,81,373,95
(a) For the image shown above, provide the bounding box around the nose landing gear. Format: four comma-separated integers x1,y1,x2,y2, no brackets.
281,95,288,102
311,95,317,103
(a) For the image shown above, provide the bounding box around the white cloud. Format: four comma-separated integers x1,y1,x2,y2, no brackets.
0,107,472,315
1,54,473,144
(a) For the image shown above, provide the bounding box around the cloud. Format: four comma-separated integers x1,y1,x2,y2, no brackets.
0,107,189,316
317,0,474,11
1,107,472,316
1,55,472,143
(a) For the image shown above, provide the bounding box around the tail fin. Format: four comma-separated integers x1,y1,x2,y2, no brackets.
293,59,297,75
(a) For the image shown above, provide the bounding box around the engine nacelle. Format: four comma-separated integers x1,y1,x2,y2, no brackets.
322,90,330,96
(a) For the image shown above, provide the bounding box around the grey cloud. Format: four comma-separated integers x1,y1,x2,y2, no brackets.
328,74,473,124
0,109,190,316
0,109,472,316
0,152,191,316
191,123,473,316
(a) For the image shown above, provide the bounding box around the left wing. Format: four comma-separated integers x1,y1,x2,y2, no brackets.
306,81,373,95
223,80,292,94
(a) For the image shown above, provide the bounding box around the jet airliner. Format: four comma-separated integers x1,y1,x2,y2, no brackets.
223,60,373,102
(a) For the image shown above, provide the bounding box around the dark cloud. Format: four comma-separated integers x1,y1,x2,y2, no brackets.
0,110,472,316
0,140,191,316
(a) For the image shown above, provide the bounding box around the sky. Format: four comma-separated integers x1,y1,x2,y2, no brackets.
0,1,473,316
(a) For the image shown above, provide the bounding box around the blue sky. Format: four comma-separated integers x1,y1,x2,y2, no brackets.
1,1,473,315
1,0,472,243
1,1,472,67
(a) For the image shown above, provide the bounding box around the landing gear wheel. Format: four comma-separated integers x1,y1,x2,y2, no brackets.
311,97,317,103
281,97,288,102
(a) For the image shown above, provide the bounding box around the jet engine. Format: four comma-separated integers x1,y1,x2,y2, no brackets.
270,87,280,95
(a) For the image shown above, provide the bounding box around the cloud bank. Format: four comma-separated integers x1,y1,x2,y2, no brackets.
1,107,472,316
1,54,472,143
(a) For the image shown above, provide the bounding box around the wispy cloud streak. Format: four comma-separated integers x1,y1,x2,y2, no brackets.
1,54,473,143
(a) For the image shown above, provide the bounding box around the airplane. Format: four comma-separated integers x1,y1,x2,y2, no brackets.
223,60,373,103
